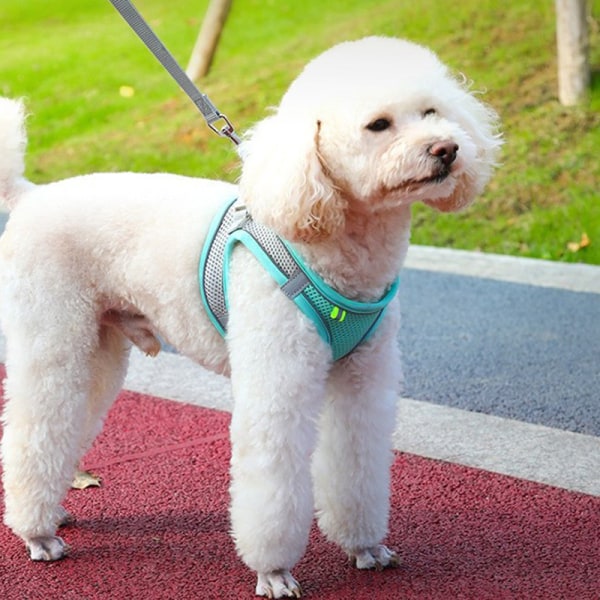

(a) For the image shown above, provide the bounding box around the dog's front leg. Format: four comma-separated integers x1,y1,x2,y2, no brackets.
226,252,330,598
312,304,402,571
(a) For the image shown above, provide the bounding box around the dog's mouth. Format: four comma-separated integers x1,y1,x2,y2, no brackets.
418,167,452,186
388,165,452,194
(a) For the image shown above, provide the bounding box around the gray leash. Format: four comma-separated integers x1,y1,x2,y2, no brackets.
107,0,241,146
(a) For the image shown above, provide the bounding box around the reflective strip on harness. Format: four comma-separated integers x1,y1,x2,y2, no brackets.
199,199,399,360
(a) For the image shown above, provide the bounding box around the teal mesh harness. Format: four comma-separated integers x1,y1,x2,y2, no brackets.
199,199,399,361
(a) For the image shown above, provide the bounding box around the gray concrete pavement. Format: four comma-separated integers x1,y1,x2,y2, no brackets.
399,266,599,436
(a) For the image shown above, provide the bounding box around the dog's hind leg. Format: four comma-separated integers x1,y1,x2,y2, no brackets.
72,325,132,489
0,280,128,560
312,307,402,570
1,340,94,558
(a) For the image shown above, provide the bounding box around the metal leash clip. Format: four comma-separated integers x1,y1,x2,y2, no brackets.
207,113,241,146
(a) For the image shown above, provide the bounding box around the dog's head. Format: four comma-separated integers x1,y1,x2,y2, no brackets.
239,37,502,242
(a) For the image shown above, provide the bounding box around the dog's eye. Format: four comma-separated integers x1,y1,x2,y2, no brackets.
366,118,392,132
423,108,437,117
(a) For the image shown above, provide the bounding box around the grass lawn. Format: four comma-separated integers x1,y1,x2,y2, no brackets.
1,0,598,264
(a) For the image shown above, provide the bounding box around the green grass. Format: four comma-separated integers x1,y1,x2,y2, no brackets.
1,0,598,264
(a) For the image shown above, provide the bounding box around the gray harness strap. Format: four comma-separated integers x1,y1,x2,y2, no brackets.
200,201,239,332
201,200,307,333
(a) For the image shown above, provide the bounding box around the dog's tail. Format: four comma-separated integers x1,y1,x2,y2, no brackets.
0,97,32,211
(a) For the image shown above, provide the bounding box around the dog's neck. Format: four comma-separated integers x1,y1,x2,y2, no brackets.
294,201,411,302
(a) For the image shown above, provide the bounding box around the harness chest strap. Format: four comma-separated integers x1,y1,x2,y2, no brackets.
199,199,399,361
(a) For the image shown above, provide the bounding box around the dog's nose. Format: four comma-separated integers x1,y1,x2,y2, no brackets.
429,141,459,167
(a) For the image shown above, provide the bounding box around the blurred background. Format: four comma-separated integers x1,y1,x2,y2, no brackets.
1,0,598,263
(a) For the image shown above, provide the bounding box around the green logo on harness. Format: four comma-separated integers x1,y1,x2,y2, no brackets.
330,306,347,322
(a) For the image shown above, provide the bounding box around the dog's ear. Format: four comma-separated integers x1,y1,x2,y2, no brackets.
239,114,345,242
424,89,502,213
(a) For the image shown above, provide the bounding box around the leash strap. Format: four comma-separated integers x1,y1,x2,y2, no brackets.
107,0,240,145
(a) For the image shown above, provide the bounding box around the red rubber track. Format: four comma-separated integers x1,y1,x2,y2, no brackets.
0,384,598,599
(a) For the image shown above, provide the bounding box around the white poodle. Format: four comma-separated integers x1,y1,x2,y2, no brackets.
0,37,500,597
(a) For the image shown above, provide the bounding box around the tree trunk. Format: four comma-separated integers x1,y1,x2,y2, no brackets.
555,0,590,105
186,0,233,81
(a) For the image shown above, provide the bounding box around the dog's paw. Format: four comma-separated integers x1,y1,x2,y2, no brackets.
27,536,70,561
256,570,302,598
350,544,401,571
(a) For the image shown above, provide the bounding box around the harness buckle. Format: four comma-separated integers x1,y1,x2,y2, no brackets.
228,205,252,233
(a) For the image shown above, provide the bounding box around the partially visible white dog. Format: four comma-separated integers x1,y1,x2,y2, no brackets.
0,37,501,598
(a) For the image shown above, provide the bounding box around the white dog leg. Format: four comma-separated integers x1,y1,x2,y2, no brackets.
67,325,131,494
228,345,328,597
1,294,127,559
2,356,90,559
312,317,401,570
226,254,330,598
78,326,132,458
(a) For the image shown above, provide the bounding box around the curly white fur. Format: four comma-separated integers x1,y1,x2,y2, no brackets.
0,37,501,597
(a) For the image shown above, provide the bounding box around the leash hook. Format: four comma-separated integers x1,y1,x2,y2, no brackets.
108,0,240,147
